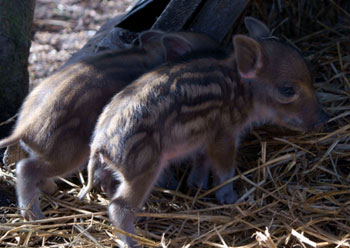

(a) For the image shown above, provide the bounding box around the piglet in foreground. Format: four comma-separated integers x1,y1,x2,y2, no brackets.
86,17,328,247
0,30,219,220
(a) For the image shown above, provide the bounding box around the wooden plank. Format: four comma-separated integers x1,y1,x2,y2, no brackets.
151,0,203,32
189,0,250,42
117,0,170,32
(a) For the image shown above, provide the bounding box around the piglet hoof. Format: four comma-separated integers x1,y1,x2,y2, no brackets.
21,207,44,221
215,185,238,204
109,198,138,247
19,194,45,221
117,237,137,248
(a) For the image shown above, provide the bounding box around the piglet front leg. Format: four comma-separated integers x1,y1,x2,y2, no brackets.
206,132,238,204
104,140,166,247
155,166,179,190
187,153,211,190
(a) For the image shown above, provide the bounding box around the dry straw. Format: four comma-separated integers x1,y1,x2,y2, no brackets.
1,0,350,247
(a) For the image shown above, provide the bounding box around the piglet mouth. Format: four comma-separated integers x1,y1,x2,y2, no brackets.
303,110,330,131
284,109,330,132
282,117,306,132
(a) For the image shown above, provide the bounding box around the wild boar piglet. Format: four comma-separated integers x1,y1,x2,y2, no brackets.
86,17,328,247
0,30,219,220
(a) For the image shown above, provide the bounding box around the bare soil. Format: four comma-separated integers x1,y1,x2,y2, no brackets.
29,0,133,87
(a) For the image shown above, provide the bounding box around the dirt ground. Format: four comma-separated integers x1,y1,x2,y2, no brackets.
29,0,133,87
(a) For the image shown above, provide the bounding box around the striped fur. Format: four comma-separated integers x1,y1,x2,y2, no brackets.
88,31,328,247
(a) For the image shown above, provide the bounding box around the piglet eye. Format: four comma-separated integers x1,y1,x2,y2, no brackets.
275,83,300,104
277,86,295,97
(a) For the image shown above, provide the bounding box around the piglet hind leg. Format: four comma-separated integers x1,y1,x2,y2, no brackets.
16,157,51,220
109,162,164,247
207,135,238,204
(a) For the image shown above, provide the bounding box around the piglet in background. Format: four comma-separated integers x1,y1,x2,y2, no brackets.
0,30,220,220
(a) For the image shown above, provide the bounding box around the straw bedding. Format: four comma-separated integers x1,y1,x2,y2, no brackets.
0,0,349,247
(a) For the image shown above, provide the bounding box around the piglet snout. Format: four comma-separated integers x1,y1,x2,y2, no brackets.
314,109,330,128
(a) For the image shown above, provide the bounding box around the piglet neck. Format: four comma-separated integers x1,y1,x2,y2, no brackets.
245,82,275,129
232,75,273,133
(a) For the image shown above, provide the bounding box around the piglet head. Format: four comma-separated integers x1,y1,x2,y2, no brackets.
233,17,329,131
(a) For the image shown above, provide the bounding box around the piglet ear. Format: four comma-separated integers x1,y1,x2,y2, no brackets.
138,30,164,48
244,17,270,39
161,34,193,61
233,35,265,79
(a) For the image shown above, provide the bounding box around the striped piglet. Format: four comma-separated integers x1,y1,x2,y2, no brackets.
85,17,328,247
0,30,219,220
